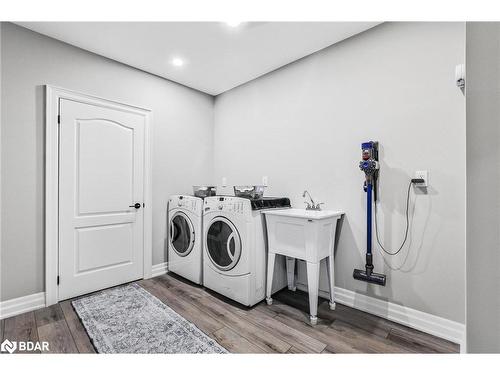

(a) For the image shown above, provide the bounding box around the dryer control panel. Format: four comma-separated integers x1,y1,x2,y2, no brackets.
203,196,251,216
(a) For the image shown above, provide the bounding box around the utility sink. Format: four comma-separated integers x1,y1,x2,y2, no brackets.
263,207,344,325
263,208,343,261
263,208,344,221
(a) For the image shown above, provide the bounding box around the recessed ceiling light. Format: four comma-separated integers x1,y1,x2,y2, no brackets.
171,57,184,67
225,21,242,28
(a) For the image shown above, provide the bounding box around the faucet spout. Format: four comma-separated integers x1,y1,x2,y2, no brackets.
302,190,316,207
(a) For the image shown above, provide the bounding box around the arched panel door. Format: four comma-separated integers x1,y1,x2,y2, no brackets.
59,99,145,300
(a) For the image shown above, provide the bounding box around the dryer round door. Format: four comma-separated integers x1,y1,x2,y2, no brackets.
206,217,242,271
170,212,195,257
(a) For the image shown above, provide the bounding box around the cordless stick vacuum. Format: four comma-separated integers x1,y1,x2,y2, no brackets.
353,141,387,286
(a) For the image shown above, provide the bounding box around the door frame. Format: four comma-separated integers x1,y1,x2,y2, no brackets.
45,85,153,306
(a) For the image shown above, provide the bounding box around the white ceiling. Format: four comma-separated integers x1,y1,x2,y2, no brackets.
16,22,380,95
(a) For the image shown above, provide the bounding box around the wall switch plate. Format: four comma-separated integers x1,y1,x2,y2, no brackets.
262,176,268,186
415,170,428,187
222,177,227,187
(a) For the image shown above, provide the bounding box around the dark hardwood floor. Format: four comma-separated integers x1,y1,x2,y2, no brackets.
0,273,460,354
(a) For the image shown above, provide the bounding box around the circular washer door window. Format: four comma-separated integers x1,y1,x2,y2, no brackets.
206,217,241,271
170,212,195,257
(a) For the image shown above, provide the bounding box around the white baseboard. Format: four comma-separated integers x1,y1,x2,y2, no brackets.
151,262,168,278
295,282,466,351
0,292,46,320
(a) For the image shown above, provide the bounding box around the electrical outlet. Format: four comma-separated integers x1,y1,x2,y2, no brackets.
222,177,227,187
262,176,268,186
415,170,428,187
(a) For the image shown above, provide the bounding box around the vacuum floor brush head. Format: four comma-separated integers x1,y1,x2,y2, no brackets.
353,269,387,286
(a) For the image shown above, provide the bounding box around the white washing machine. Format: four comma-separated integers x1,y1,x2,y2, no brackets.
168,195,203,284
203,196,289,306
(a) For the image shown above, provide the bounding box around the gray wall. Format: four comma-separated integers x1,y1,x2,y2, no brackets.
214,22,466,323
0,23,214,301
0,22,469,329
0,22,3,303
466,22,500,352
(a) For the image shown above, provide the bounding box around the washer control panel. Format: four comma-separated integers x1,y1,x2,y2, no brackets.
169,195,202,214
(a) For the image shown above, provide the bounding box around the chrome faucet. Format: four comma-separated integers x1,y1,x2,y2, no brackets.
302,190,324,211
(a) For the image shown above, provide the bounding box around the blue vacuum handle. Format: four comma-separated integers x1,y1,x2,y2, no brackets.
366,182,372,256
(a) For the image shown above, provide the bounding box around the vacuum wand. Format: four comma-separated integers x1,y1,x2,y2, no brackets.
353,141,387,286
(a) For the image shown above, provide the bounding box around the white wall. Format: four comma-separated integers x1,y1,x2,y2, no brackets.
214,22,466,323
466,22,500,352
0,23,214,301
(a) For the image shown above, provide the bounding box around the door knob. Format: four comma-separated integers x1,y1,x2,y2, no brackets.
129,203,141,209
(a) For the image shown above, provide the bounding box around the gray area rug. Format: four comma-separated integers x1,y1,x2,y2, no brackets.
72,283,227,354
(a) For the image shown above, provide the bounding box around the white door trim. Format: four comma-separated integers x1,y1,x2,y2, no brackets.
45,85,153,306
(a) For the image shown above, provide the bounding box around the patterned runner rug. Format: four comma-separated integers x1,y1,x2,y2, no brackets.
72,283,227,354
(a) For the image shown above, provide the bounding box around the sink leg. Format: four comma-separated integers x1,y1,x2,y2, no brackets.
306,261,320,326
266,252,276,305
326,255,336,310
286,257,296,291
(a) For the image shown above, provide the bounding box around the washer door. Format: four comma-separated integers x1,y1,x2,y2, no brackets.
170,212,195,257
206,217,242,271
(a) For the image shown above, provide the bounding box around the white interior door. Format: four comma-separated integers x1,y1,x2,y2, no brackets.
58,98,145,300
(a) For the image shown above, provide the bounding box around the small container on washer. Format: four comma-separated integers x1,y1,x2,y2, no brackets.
192,185,217,198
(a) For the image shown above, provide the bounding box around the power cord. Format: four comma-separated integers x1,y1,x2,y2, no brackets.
374,179,423,256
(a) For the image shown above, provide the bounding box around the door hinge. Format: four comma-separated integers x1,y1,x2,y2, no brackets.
57,276,60,285
57,114,60,124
